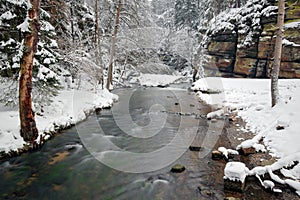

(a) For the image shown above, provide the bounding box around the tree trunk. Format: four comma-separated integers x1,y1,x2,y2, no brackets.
236,0,241,8
70,2,75,43
95,0,104,88
106,0,122,90
271,0,285,107
217,0,221,15
95,0,99,64
19,0,40,144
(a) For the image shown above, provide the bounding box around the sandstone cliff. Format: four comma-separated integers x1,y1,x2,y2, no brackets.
201,0,300,78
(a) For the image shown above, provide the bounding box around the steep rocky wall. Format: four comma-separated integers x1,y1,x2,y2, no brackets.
202,0,300,78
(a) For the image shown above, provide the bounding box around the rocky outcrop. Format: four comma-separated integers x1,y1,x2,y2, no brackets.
202,0,300,78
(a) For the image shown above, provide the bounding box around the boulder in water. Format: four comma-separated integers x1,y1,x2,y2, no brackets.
171,164,185,173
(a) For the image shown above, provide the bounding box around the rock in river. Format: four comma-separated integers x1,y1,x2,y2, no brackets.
171,164,186,173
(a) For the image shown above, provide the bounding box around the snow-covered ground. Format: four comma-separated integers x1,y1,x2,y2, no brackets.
0,88,118,153
138,73,183,87
192,77,300,195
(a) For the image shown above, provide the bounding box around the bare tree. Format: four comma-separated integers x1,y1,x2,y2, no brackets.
107,0,122,90
19,0,40,144
95,0,104,88
70,1,75,43
271,0,285,107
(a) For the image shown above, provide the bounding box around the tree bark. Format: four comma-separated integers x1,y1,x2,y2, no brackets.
271,0,285,107
106,0,122,90
95,0,100,64
95,0,103,88
19,0,40,143
70,2,75,43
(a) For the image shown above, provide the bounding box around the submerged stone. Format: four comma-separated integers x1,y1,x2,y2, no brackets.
189,145,201,151
171,164,185,173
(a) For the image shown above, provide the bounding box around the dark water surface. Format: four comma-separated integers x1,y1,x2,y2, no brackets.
0,86,225,200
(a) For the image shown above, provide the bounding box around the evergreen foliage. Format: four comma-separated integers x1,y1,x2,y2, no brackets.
0,0,60,110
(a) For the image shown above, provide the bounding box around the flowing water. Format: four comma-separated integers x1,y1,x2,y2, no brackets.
0,85,226,200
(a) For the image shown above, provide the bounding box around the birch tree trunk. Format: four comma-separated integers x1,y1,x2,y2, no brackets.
106,0,122,90
19,0,40,143
271,0,285,107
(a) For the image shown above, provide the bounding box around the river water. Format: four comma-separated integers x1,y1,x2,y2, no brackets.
0,85,226,199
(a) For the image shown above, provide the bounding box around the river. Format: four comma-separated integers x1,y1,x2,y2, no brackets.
0,85,226,199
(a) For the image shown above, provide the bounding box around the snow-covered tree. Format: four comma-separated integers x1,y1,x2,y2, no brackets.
151,0,175,29
19,0,40,144
174,0,200,31
0,0,60,111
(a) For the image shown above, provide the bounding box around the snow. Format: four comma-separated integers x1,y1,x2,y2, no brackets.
282,38,300,47
193,77,300,195
0,11,16,20
218,147,239,159
0,38,15,47
138,73,183,87
7,0,27,6
37,66,57,80
41,21,55,32
281,163,300,180
207,109,225,119
49,39,58,48
191,77,223,93
17,16,30,32
0,88,118,153
224,161,249,183
263,180,275,190
284,20,300,29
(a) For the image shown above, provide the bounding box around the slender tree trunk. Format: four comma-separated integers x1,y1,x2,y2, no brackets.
217,0,221,15
236,0,241,8
106,0,122,90
271,0,285,107
95,0,104,88
95,0,99,65
70,2,75,43
19,0,40,144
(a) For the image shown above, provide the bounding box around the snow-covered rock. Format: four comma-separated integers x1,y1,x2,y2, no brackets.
224,161,249,183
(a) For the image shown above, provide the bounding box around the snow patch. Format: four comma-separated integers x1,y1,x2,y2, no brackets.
138,73,182,87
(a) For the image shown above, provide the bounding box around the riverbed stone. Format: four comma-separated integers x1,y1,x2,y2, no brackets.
276,125,285,130
224,178,246,193
171,164,185,173
224,197,241,200
212,150,223,160
238,147,256,155
189,145,201,151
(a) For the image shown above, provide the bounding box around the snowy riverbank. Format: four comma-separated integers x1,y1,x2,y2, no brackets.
0,88,118,153
192,77,300,195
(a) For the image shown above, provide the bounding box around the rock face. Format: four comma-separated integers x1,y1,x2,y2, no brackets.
202,0,300,78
